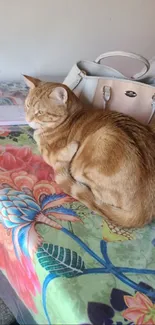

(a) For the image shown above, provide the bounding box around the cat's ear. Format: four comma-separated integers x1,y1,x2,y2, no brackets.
23,75,41,89
49,87,68,104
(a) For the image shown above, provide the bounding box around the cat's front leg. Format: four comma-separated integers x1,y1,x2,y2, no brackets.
57,141,79,162
55,161,74,196
55,164,107,220
55,162,90,201
55,157,105,217
55,156,94,204
33,129,52,165
41,141,79,170
54,141,79,193
55,161,99,213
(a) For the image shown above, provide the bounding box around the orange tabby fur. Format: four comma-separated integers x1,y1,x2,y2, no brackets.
24,75,155,228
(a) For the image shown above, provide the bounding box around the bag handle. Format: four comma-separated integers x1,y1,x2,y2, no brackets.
95,51,150,79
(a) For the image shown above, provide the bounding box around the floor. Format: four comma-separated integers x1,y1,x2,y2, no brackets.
0,298,15,325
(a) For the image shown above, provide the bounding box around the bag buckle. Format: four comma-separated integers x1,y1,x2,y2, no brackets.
103,86,111,109
152,94,155,112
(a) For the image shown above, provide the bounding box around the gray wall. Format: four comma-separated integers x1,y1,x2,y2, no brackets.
0,0,155,81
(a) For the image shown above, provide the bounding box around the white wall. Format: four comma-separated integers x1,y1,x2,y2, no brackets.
0,0,155,81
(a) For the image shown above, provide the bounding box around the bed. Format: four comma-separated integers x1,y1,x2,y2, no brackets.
0,82,155,325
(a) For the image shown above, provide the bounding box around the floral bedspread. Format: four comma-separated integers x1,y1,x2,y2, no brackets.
0,125,155,325
0,78,155,325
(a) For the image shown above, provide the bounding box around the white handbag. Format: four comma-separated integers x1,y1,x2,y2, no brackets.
63,51,155,125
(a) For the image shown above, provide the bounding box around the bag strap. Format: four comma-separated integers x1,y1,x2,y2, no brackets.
95,51,150,79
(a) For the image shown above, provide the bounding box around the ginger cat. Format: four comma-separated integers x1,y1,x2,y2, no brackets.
24,75,155,229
